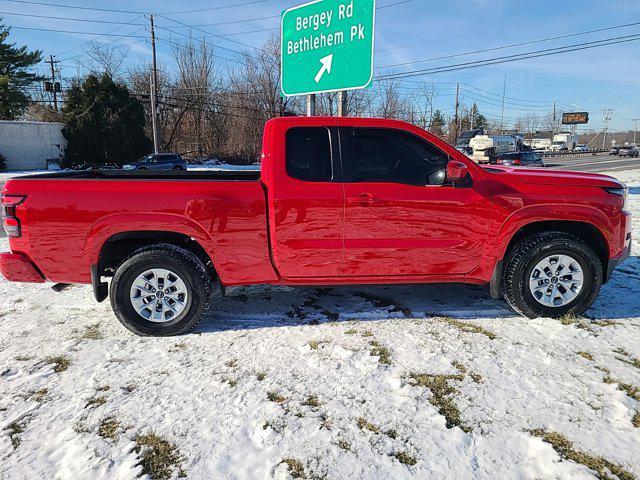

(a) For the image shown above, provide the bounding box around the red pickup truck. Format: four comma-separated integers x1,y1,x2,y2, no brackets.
1,117,632,336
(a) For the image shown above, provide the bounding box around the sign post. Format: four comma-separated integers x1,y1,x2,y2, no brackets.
281,0,376,105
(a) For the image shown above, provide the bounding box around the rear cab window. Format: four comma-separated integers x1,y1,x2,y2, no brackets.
285,127,333,182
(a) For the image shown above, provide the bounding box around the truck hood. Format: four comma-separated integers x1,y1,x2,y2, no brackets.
485,166,624,188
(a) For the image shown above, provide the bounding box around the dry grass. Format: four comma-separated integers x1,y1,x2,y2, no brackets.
393,451,417,466
302,395,321,408
470,372,483,383
45,355,70,373
576,351,594,361
85,396,107,408
337,439,351,451
345,328,358,335
529,429,635,480
632,412,640,428
82,324,103,340
256,372,266,381
356,417,380,434
436,317,497,340
369,340,391,365
614,348,640,370
134,432,186,480
31,388,48,402
15,355,34,361
98,417,120,440
267,391,286,403
5,421,24,449
280,458,305,479
225,358,238,368
604,377,640,402
409,373,469,432
308,340,328,350
361,330,374,338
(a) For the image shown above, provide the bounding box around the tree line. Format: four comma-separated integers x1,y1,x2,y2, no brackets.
2,19,560,167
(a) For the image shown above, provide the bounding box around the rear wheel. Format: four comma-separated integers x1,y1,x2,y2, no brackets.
110,245,214,336
502,232,602,318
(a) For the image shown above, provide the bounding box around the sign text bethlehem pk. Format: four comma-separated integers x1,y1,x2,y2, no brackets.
287,2,364,55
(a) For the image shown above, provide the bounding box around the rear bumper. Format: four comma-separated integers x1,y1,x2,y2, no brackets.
0,252,45,283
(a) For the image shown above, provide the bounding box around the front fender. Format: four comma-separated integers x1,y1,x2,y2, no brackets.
490,203,612,261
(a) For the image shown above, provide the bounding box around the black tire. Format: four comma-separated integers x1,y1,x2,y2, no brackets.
502,232,602,318
110,244,215,336
172,165,185,171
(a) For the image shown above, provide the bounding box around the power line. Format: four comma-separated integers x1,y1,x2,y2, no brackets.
160,0,271,15
376,20,640,70
156,15,258,51
0,0,145,14
10,24,147,38
0,10,146,25
377,33,640,80
156,37,248,66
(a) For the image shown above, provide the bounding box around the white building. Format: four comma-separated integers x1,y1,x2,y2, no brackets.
0,120,66,171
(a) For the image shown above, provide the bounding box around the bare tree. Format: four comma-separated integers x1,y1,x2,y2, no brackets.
78,42,129,78
411,81,436,129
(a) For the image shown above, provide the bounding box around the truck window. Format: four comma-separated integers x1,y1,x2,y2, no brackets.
343,128,448,186
286,127,332,182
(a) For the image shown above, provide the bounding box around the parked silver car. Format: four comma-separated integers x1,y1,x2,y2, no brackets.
618,146,639,158
123,154,187,171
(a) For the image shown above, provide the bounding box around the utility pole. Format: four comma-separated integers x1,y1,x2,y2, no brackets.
149,14,161,154
552,101,557,136
306,94,316,116
632,118,640,145
45,55,60,111
337,91,347,116
500,75,506,131
602,108,612,150
453,83,460,141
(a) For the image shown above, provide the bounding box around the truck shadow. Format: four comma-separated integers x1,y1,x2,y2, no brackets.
628,187,640,195
198,255,640,333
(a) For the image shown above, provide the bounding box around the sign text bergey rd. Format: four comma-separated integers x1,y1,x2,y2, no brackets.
280,0,376,96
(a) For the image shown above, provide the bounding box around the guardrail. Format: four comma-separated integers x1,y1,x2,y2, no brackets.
539,149,608,158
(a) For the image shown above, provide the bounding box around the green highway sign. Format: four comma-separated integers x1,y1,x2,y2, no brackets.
280,0,376,97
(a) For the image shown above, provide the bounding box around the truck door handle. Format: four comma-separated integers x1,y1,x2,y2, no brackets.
347,193,379,205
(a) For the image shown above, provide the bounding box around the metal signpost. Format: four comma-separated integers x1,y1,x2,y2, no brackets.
280,0,376,115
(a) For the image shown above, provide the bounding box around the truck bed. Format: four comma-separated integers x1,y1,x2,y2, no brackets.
14,169,261,182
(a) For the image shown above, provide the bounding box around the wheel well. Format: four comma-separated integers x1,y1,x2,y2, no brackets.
98,231,217,279
505,221,609,269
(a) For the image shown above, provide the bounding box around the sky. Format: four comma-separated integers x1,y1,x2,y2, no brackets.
2,0,639,131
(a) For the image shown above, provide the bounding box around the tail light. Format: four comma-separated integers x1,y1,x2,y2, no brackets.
513,159,522,165
1,195,26,238
496,158,503,164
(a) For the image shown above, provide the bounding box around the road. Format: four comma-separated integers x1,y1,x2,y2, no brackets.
546,154,639,173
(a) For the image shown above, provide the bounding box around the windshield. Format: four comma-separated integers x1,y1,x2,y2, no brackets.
552,141,564,145
136,155,153,163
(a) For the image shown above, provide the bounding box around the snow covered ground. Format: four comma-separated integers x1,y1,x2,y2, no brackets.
1,171,639,480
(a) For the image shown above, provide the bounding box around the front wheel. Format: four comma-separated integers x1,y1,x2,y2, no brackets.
502,232,602,318
110,245,214,336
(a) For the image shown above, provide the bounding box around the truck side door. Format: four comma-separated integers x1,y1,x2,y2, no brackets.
265,124,344,278
339,126,491,277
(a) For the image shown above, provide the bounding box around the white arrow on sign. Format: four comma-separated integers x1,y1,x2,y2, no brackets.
314,54,333,83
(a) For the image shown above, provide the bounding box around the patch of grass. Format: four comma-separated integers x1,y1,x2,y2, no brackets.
225,358,237,368
98,417,120,440
369,340,391,365
632,412,640,428
356,417,379,434
45,355,70,373
302,395,321,408
604,377,640,402
122,383,137,393
529,429,635,480
408,373,469,432
82,324,103,340
384,429,397,439
361,330,373,338
95,385,110,392
592,320,619,327
222,377,237,387
280,458,305,479
5,421,24,449
577,351,594,361
436,317,497,340
15,355,34,361
134,432,186,480
393,451,417,466
470,372,483,383
256,372,266,381
614,349,640,370
452,361,467,374
169,342,187,352
337,439,351,451
85,396,107,408
267,391,286,403
308,340,327,350
31,388,48,402
559,312,579,325
345,328,358,335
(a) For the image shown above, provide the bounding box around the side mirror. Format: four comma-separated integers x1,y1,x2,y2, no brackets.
446,161,469,182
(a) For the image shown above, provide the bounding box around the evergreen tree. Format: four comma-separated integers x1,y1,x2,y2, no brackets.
62,73,151,167
429,109,445,137
0,20,44,119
